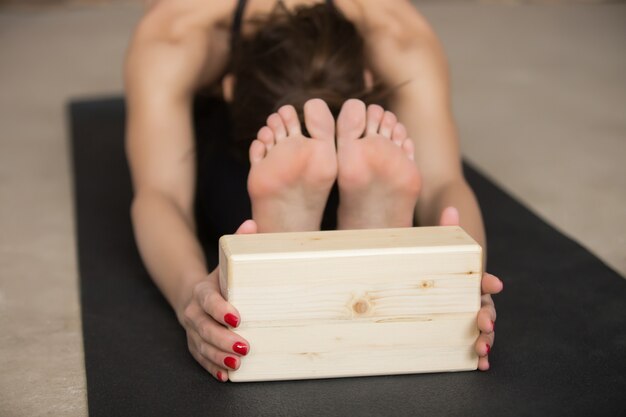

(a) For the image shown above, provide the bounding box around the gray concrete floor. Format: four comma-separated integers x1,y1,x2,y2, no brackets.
0,2,624,415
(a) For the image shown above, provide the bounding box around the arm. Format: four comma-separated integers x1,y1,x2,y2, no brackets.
125,0,228,312
352,0,502,369
349,0,485,248
125,0,250,381
386,40,485,253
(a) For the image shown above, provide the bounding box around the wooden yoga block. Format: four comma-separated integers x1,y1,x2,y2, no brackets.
218,226,483,382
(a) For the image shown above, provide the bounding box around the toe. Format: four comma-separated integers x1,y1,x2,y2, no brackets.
249,140,266,165
391,122,407,146
257,126,275,151
401,138,415,161
278,105,302,137
267,113,287,142
366,104,384,136
303,98,335,143
379,111,397,139
337,99,366,144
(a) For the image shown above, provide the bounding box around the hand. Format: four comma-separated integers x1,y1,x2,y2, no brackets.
439,206,504,371
177,219,257,382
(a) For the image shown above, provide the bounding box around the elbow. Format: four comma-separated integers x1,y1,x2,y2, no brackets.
130,189,160,220
130,192,146,226
130,188,196,230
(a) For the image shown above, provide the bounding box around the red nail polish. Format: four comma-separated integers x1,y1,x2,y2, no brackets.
486,343,491,355
216,371,224,382
224,313,239,328
224,356,237,369
233,341,249,355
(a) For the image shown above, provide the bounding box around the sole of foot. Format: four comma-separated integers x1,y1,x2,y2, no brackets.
336,99,421,230
247,98,338,232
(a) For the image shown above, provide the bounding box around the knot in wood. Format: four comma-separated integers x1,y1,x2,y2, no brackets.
420,280,434,289
352,299,370,315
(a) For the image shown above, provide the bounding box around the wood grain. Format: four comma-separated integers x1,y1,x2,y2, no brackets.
219,226,482,382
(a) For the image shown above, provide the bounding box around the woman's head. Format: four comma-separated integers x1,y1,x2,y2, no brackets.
226,2,385,161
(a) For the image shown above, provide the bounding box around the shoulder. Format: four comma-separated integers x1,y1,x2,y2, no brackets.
340,0,439,46
134,0,237,43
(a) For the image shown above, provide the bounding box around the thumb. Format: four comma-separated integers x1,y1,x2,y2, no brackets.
234,219,257,235
214,220,257,327
439,206,460,226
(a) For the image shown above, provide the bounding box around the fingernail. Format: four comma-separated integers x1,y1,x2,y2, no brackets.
486,343,491,355
491,320,495,332
233,341,249,355
216,371,225,382
224,356,237,369
224,313,239,328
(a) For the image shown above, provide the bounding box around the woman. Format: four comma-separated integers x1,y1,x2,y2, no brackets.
125,0,503,383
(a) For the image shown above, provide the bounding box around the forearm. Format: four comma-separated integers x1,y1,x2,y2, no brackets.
378,35,486,252
417,180,487,254
131,190,208,313
123,0,239,318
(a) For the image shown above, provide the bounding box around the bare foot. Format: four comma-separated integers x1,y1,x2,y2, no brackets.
247,99,337,232
336,99,421,229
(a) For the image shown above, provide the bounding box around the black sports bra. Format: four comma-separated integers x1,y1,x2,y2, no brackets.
231,0,336,48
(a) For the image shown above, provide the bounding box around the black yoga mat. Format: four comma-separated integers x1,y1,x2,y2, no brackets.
69,97,626,417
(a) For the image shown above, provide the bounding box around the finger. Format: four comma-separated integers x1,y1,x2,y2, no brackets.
478,356,490,371
235,219,257,235
194,282,242,328
200,219,257,328
481,294,496,315
187,334,229,382
477,305,496,334
439,206,460,226
481,293,495,308
193,312,250,358
481,272,504,295
195,334,243,371
475,330,495,357
187,330,241,380
193,349,230,382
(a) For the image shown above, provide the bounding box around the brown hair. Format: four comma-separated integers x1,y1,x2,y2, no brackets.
228,2,388,161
